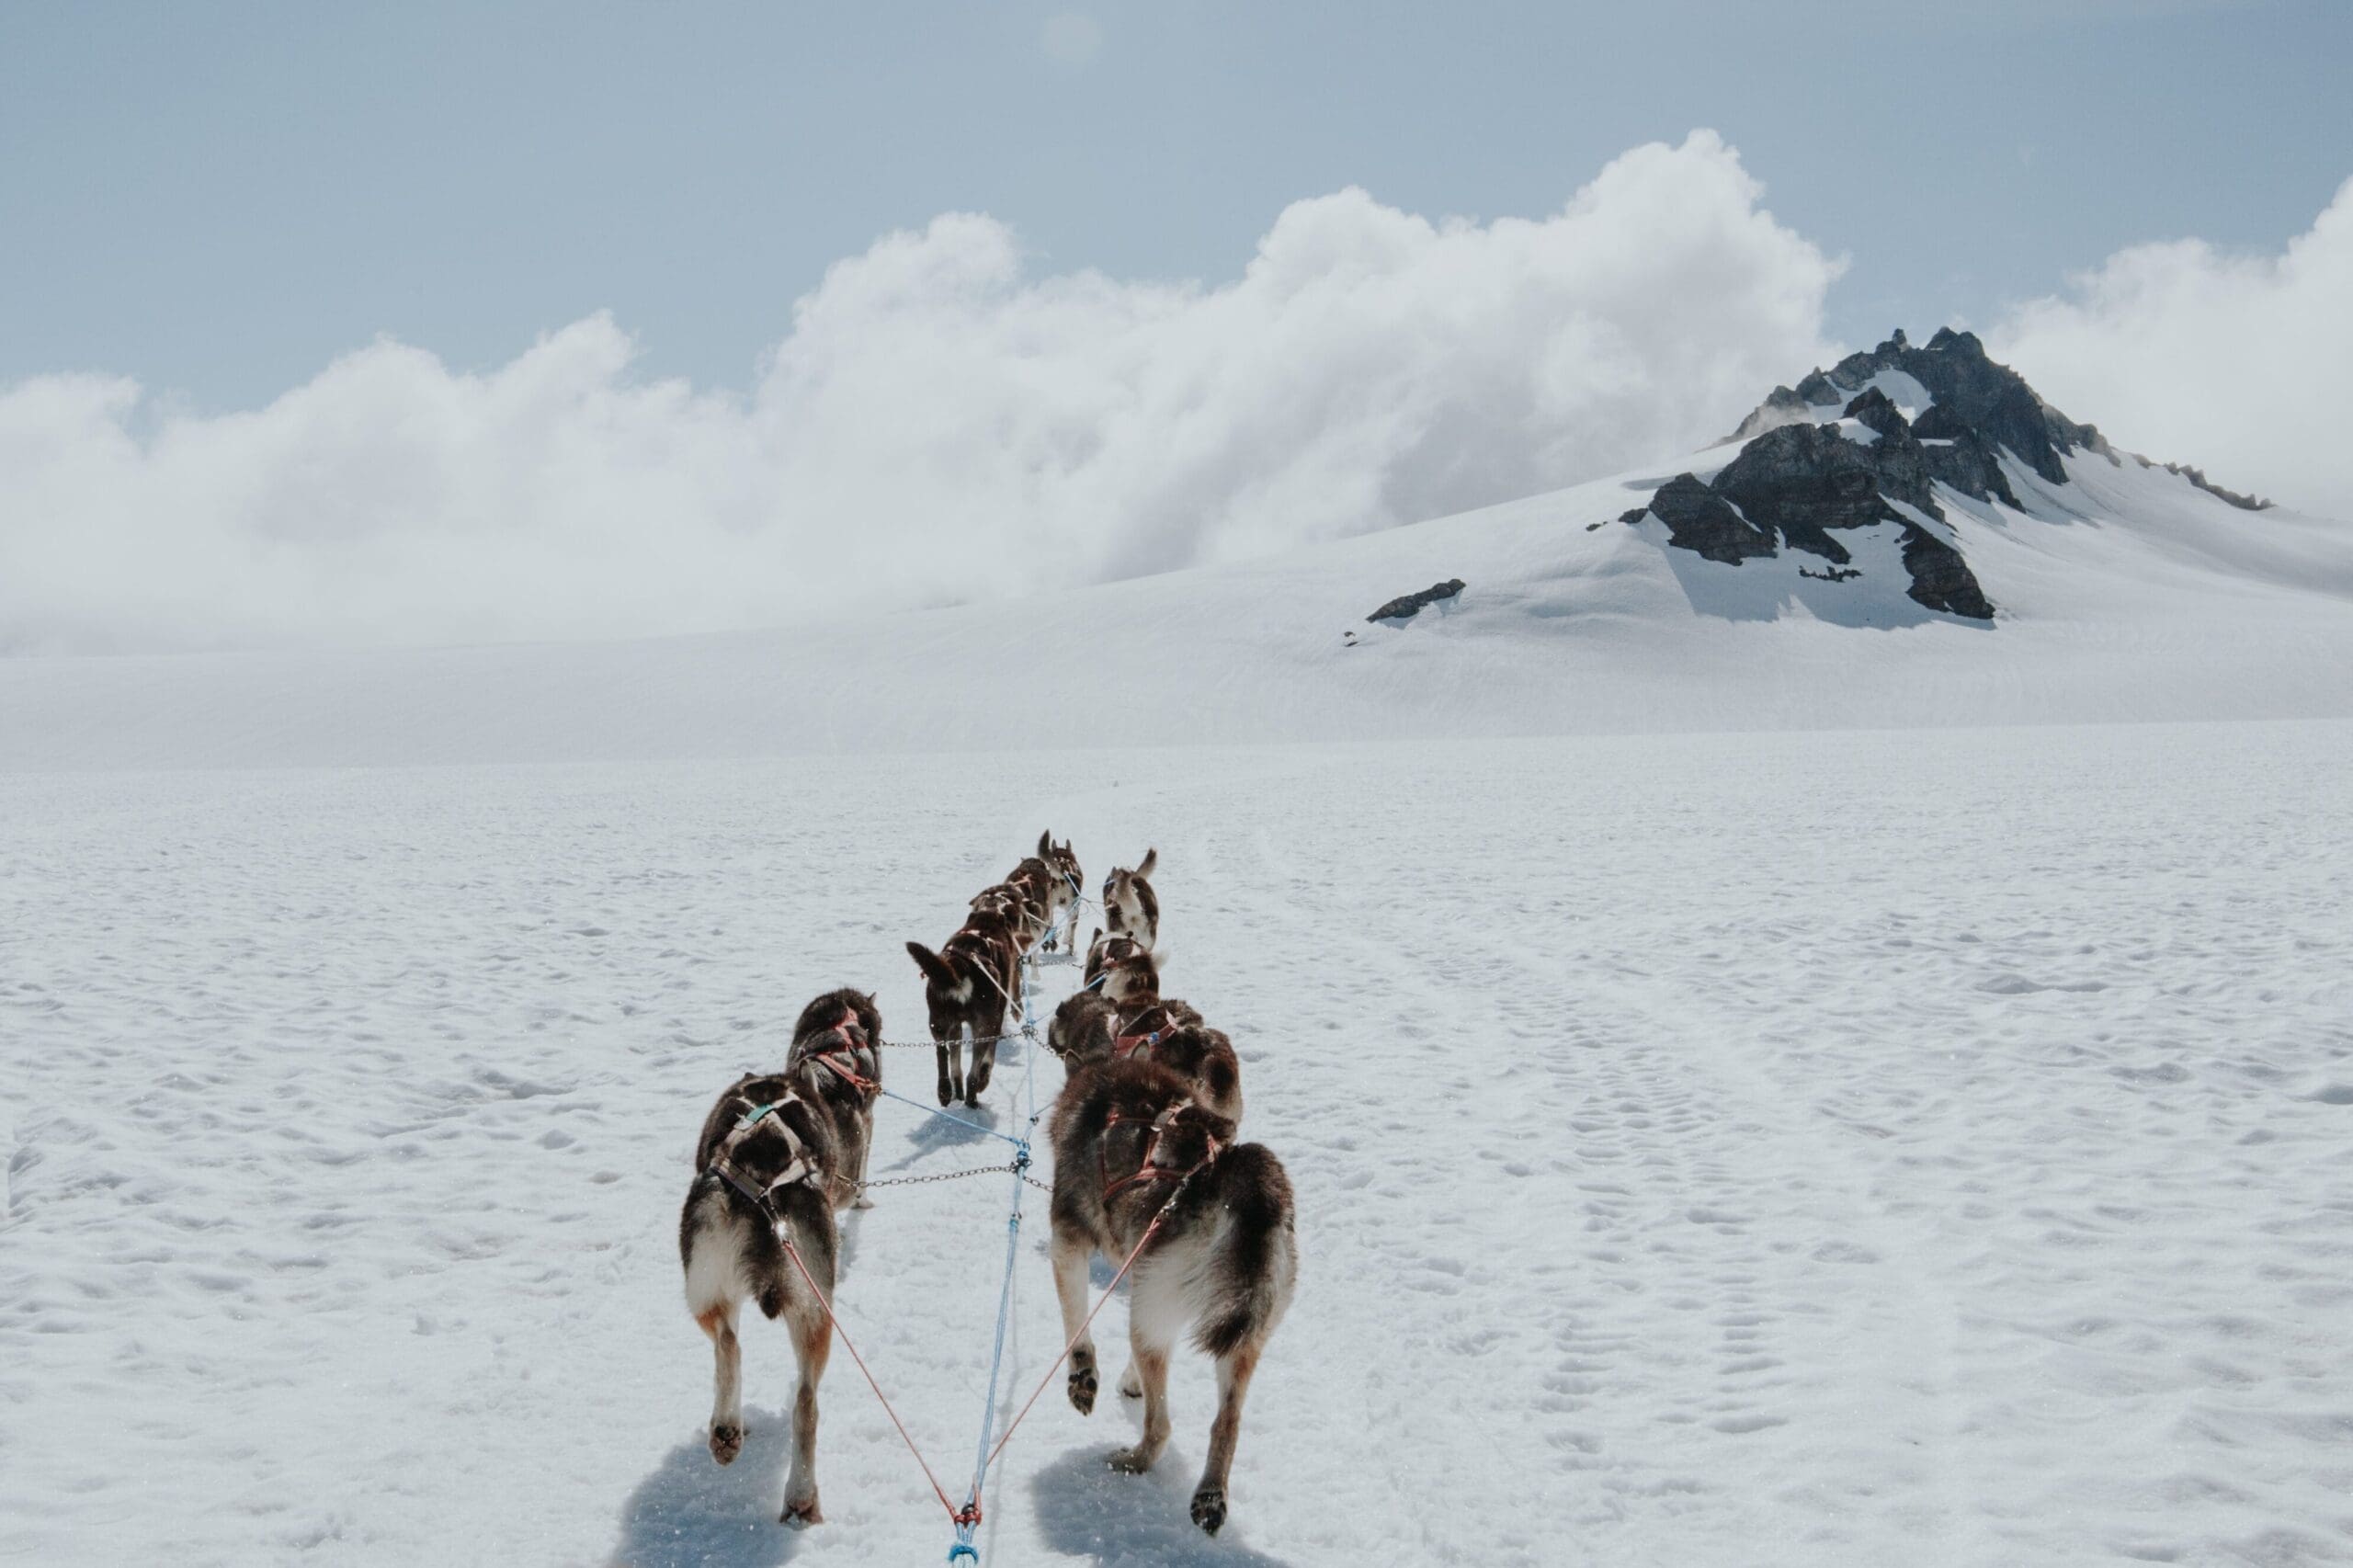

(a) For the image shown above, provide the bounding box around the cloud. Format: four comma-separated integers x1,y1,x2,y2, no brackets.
1995,177,2353,518
0,131,1840,653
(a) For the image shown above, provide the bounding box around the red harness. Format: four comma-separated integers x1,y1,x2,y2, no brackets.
801,1008,880,1096
1111,1002,1169,1061
1099,1100,1220,1203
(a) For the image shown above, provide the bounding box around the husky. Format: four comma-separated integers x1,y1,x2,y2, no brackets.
972,880,1047,955
1083,927,1147,988
783,988,883,1208
1051,994,1241,1126
1093,937,1173,1009
678,1073,845,1525
1047,1058,1296,1535
905,906,1022,1106
1101,848,1159,949
1006,832,1084,952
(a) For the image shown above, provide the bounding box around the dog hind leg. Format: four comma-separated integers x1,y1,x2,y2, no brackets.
696,1303,745,1465
1108,1334,1171,1474
780,1295,831,1525
1188,1342,1261,1534
1051,1227,1098,1415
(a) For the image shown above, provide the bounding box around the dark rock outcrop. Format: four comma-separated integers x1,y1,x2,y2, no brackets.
1738,326,2106,487
1623,373,1996,620
1621,475,1775,564
2143,459,2270,512
1367,579,1466,624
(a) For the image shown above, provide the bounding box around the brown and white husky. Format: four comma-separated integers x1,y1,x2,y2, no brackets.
1101,848,1159,949
1006,833,1084,952
1083,928,1147,988
1047,1058,1296,1535
906,906,1022,1106
1049,989,1236,1126
678,1070,846,1524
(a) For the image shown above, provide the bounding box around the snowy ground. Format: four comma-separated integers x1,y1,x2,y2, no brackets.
5,721,2349,1567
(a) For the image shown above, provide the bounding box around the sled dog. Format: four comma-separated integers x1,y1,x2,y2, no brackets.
1101,848,1159,949
1049,994,1234,1124
678,1072,845,1524
1047,1058,1296,1535
783,988,883,1207
905,905,1022,1106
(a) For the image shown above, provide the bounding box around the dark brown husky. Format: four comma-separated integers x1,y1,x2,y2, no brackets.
678,1072,845,1524
782,988,883,1207
1047,1058,1296,1535
906,905,1022,1106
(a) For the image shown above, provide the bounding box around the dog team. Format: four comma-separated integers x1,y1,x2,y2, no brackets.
676,835,1299,1536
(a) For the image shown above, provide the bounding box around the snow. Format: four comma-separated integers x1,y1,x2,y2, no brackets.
3,451,2349,771
4,433,2351,1566
1857,368,1933,418
5,725,2351,1567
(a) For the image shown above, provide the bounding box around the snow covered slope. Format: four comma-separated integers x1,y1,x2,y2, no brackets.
3,432,2349,770
5,726,2350,1567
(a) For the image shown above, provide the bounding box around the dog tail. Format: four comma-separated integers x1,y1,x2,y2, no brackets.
1136,846,1157,879
1193,1143,1297,1358
905,940,957,991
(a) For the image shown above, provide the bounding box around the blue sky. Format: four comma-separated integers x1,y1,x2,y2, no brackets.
4,0,2346,406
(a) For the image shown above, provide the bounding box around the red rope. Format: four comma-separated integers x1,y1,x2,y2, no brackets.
982,1165,1207,1471
774,1232,965,1524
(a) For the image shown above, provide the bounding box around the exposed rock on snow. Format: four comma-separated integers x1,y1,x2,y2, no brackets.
1622,477,1773,565
1625,378,1998,619
2143,458,2270,512
1737,326,2099,481
1367,578,1466,622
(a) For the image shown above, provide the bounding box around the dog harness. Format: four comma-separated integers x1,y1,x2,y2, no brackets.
1111,1002,1170,1061
707,1094,826,1220
801,1007,881,1096
1100,1098,1220,1203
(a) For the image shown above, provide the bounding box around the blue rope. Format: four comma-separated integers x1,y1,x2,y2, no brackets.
875,1086,1029,1149
945,935,1052,1566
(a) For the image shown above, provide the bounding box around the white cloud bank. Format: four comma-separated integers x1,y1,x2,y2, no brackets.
1995,177,2353,519
1,131,1840,653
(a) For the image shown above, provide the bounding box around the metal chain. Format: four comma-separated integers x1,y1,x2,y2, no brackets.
858,1161,1052,1194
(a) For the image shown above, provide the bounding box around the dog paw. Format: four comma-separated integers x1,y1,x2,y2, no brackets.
853,1193,876,1210
1067,1363,1098,1415
936,1081,955,1107
1190,1484,1227,1535
709,1423,744,1465
1119,1364,1142,1399
780,1493,824,1527
1108,1444,1155,1475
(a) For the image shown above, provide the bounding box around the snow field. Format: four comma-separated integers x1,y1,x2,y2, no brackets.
4,722,2351,1566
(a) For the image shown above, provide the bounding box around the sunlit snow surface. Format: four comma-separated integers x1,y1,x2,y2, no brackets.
4,724,2350,1567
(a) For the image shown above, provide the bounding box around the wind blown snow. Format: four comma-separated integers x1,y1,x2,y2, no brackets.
0,131,1838,654
1996,175,2353,519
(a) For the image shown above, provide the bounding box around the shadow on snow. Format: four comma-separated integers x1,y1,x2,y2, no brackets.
608,1405,805,1568
1027,1446,1294,1568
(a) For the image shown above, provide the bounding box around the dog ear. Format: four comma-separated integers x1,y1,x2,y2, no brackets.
1137,847,1157,879
1038,830,1051,858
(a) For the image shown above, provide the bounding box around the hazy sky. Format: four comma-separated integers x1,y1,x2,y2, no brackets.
4,1,2348,653
4,0,2344,405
